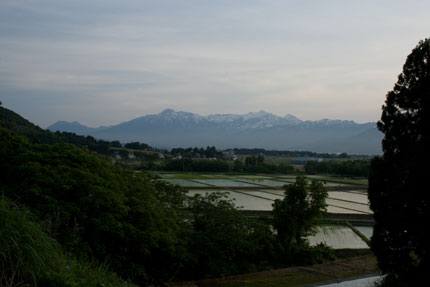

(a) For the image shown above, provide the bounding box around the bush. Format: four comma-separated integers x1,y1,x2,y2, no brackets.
0,198,134,287
290,243,336,266
39,258,135,287
0,127,186,285
0,198,60,286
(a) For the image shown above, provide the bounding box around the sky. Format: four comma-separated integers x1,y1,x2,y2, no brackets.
1,0,429,128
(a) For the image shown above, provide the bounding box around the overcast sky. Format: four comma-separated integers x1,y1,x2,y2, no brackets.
1,0,429,128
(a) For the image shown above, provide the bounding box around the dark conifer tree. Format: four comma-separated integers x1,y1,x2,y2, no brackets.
368,38,430,286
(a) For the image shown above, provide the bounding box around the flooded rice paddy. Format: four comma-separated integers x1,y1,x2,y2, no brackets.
160,173,371,215
161,173,372,249
187,189,275,211
307,225,369,249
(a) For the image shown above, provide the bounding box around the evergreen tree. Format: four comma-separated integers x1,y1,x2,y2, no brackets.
368,38,430,286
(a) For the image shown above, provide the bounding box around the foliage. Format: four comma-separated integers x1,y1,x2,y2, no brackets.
289,243,335,266
124,141,152,151
273,175,328,249
0,198,134,287
0,106,122,155
368,38,430,286
163,158,231,172
170,146,222,159
0,126,187,285
245,154,266,165
304,159,370,177
0,198,60,287
0,107,336,285
39,257,135,287
183,192,279,279
240,155,295,174
233,148,360,159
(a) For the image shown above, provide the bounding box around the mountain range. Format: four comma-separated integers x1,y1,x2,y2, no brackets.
48,109,383,154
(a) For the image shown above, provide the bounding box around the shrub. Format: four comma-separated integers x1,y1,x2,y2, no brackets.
0,198,60,287
0,198,135,287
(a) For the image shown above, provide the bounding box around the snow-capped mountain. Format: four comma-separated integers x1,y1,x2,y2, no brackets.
47,109,382,154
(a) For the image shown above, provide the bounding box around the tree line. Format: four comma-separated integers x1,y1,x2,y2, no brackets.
0,106,370,178
304,160,371,177
232,148,367,159
161,155,296,174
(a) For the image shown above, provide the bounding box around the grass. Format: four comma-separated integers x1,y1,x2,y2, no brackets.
0,198,136,287
0,199,60,286
167,255,378,287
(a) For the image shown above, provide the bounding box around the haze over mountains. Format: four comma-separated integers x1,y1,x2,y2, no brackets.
48,109,383,155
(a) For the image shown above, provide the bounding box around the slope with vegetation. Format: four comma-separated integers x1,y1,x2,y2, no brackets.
0,103,337,286
0,105,123,155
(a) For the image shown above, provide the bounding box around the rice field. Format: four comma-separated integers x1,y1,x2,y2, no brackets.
355,226,373,240
159,173,371,215
261,189,285,196
239,190,284,201
184,188,372,214
193,179,261,187
238,178,290,187
164,178,211,187
186,190,275,211
328,191,369,204
326,198,372,214
307,225,369,249
164,173,373,250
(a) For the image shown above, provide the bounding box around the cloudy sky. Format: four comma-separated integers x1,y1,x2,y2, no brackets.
1,0,429,128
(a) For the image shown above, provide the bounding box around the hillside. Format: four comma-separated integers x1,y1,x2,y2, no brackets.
0,105,56,143
48,109,383,155
0,105,122,154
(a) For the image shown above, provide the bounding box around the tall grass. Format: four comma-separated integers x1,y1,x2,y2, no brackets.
0,198,136,287
0,198,61,287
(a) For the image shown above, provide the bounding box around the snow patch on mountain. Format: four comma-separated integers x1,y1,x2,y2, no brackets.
47,109,382,154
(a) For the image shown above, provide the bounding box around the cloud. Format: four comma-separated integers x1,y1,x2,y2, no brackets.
1,0,430,127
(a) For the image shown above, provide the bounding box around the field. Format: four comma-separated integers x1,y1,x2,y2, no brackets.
159,173,373,250
166,254,379,287
159,173,370,215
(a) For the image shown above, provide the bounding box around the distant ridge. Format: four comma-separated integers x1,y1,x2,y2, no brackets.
48,109,383,154
48,121,109,135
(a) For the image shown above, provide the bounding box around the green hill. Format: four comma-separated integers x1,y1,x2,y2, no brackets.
0,105,54,142
0,118,188,285
0,105,122,154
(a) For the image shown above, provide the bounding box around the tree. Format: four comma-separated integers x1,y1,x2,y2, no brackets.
273,175,327,249
0,198,133,287
368,38,430,286
184,192,278,279
0,126,187,285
